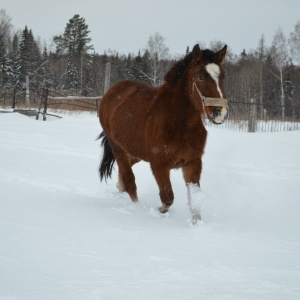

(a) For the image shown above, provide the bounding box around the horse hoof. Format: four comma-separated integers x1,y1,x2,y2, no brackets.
159,204,170,214
191,212,201,225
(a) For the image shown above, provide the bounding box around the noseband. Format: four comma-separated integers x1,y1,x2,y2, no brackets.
192,79,228,117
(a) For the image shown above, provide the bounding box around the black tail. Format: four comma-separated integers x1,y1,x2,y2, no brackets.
97,131,115,182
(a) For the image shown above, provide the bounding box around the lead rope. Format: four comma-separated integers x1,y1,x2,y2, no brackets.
192,79,228,117
192,80,207,118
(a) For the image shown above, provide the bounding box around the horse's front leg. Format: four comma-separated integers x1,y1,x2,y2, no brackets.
182,159,202,223
151,164,174,213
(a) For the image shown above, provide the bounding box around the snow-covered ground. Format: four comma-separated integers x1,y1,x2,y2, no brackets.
0,112,299,300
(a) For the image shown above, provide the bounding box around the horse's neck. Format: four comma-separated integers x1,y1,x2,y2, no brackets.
163,83,205,129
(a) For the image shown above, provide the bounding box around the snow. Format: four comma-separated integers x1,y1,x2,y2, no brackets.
0,112,300,300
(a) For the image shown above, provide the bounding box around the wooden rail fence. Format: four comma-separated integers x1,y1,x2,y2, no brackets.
36,88,102,120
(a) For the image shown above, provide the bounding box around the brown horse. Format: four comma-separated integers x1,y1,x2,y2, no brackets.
98,44,228,222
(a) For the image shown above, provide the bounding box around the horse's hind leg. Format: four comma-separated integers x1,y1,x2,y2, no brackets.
114,152,138,202
151,164,174,213
117,156,140,194
117,172,126,192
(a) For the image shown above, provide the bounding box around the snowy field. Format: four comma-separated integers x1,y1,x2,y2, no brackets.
0,112,300,300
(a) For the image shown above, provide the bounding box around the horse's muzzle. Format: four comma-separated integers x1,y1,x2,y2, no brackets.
211,107,228,124
203,97,228,124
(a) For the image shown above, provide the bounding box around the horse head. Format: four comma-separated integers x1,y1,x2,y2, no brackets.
189,44,228,124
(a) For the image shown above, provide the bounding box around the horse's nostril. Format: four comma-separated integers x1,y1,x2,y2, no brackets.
213,109,221,118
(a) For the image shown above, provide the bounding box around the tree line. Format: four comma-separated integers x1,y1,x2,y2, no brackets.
1,9,300,118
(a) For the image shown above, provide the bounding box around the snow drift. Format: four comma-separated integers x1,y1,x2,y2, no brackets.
0,112,299,300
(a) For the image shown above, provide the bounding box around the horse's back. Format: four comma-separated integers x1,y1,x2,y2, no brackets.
100,80,154,123
99,80,156,160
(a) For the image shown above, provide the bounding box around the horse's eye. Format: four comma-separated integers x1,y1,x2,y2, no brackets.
199,74,205,81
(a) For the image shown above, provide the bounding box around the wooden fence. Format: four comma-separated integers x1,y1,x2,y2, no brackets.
2,88,300,132
36,62,111,120
36,88,101,120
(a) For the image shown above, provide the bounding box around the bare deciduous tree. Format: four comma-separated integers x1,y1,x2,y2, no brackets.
141,32,170,86
0,9,12,44
256,35,267,117
269,29,289,117
289,20,300,65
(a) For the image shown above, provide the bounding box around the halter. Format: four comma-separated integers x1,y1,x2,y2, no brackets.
192,79,228,118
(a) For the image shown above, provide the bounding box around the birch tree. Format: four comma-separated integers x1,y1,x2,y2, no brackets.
0,9,12,49
269,29,289,118
256,35,267,117
142,32,170,86
289,20,300,65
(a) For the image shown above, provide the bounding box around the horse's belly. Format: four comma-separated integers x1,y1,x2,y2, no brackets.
110,105,149,161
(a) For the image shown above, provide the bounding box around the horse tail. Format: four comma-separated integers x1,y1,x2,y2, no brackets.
97,131,115,182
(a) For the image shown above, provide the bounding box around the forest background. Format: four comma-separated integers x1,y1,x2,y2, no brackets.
1,9,300,118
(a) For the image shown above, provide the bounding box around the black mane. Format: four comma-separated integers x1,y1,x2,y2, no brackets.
164,49,219,87
164,52,193,87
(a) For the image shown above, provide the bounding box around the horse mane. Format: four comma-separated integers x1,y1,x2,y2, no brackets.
164,49,219,87
164,52,193,87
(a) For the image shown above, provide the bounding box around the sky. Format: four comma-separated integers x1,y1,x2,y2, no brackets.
1,0,300,56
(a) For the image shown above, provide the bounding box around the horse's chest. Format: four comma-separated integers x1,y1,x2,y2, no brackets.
180,124,206,149
163,127,207,168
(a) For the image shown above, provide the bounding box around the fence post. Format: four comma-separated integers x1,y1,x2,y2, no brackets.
104,62,111,93
248,98,257,132
12,88,16,109
42,89,49,121
25,75,30,110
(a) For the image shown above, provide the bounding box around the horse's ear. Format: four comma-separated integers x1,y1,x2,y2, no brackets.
192,44,201,56
216,45,227,64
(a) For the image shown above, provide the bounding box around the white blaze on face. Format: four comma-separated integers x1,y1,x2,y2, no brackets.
205,63,223,98
205,63,228,123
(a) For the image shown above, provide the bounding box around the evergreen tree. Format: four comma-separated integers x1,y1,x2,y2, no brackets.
8,33,22,97
53,14,93,94
123,53,135,80
129,50,146,82
66,56,79,93
240,49,247,61
81,53,93,96
0,33,13,100
10,54,22,93
284,73,294,117
136,49,152,84
264,54,281,117
19,26,31,81
36,47,54,89
10,33,19,56
123,53,135,81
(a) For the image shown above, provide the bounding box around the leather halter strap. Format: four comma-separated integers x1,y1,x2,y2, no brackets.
192,79,228,117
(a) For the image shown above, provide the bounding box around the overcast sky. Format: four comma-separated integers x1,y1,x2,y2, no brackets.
1,0,300,56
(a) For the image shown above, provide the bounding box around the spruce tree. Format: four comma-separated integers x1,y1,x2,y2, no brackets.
0,33,13,100
81,52,93,96
53,14,93,94
284,73,294,117
9,33,22,96
19,26,30,81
